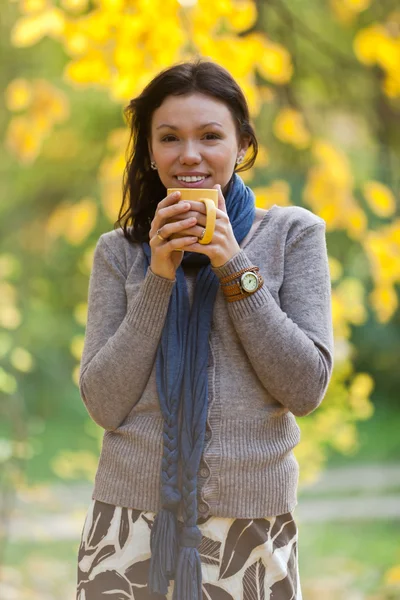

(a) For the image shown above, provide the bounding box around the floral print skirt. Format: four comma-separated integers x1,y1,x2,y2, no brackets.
77,498,302,600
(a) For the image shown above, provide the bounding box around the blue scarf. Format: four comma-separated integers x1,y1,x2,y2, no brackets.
141,173,255,599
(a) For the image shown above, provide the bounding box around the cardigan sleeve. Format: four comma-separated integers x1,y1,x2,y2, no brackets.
211,222,334,417
79,235,176,430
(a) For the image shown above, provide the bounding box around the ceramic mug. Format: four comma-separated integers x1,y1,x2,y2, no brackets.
167,187,218,251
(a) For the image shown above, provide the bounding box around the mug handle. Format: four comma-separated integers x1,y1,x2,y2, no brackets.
197,198,217,245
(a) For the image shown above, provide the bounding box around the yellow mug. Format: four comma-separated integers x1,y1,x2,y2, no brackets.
167,187,218,252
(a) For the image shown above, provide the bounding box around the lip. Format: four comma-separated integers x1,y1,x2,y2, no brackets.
174,175,210,188
175,172,210,176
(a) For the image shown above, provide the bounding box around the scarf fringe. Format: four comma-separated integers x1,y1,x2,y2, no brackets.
172,547,202,600
148,508,179,595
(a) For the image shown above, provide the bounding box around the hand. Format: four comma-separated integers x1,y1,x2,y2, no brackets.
167,184,241,268
149,191,199,280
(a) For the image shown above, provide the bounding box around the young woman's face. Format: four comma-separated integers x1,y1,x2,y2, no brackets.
148,93,249,195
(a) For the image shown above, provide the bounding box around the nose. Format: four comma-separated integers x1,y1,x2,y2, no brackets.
179,140,202,164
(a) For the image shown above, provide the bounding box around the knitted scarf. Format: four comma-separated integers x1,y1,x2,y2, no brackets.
141,173,255,599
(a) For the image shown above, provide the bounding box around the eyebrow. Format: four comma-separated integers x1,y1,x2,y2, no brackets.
156,121,223,130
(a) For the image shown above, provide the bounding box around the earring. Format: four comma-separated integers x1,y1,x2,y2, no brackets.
150,160,157,170
236,156,244,165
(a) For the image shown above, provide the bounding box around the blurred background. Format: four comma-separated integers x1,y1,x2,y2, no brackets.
0,0,399,598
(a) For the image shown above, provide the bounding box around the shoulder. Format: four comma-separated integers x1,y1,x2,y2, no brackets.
94,226,142,277
268,204,326,246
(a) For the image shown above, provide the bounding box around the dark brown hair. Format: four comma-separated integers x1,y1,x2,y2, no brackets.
114,57,258,244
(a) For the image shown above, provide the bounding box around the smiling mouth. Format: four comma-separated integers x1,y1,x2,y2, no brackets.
174,175,211,186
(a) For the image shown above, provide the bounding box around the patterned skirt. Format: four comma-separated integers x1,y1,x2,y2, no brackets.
77,499,302,600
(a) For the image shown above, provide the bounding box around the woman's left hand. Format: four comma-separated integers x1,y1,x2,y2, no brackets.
180,184,241,268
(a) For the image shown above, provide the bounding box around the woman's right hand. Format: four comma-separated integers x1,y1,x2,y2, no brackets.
149,191,198,280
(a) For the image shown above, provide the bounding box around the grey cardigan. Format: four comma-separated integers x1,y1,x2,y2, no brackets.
79,204,334,519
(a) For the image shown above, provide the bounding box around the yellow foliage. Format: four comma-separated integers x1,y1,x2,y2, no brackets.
258,85,275,103
72,363,80,387
10,347,35,373
363,181,396,218
254,181,291,209
348,373,374,419
383,72,400,98
257,38,293,84
61,0,89,13
346,206,368,240
74,302,88,326
354,22,400,98
255,144,269,167
78,244,97,276
0,367,18,395
51,449,98,480
0,254,20,279
304,139,367,239
273,107,311,149
369,285,398,323
293,436,326,484
363,222,400,321
70,334,85,360
0,333,13,359
65,50,113,86
331,295,350,340
331,422,358,452
335,278,367,325
11,8,65,46
313,140,353,188
65,197,98,245
328,257,343,282
0,282,22,329
98,131,127,222
5,78,33,111
5,116,43,163
384,565,400,585
5,80,70,163
20,0,48,14
331,0,372,24
46,197,97,244
225,0,257,33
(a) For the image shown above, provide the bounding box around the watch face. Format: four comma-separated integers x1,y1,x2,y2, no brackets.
241,272,258,292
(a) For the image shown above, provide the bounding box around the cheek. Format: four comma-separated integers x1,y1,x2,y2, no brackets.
208,146,235,164
153,146,176,164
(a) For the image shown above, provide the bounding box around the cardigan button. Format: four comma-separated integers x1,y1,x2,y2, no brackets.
204,430,211,441
199,467,209,478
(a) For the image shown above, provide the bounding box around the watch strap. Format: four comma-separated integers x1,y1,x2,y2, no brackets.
222,274,264,297
219,266,260,285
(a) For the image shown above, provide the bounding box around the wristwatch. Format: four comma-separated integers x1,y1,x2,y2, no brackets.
220,267,264,302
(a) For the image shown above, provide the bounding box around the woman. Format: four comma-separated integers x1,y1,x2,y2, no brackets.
77,58,334,600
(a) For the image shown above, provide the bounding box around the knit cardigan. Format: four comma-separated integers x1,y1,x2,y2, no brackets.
79,204,334,519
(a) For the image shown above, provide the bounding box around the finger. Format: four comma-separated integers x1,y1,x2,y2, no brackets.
184,200,207,215
163,216,198,237
157,200,191,223
213,184,227,214
169,235,199,249
181,241,209,256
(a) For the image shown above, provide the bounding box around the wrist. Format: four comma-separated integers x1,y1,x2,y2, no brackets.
149,266,176,282
211,245,241,269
